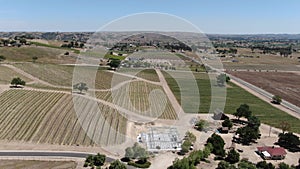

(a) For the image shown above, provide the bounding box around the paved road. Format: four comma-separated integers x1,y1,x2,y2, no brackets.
0,151,114,161
186,53,300,115
0,151,136,168
229,75,300,114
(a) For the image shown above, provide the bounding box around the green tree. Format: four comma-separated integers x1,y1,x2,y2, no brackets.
217,161,237,169
236,126,260,145
32,56,38,63
73,82,88,94
256,161,275,169
207,133,226,157
247,116,261,130
233,104,252,120
125,147,134,159
185,131,196,143
203,143,213,158
109,160,127,169
80,43,85,48
0,55,5,62
188,150,203,166
168,157,195,169
278,162,290,169
278,132,300,152
93,153,106,166
238,159,256,169
84,153,106,167
225,149,240,164
222,119,233,129
181,140,192,154
272,95,282,104
11,77,26,87
217,74,228,87
195,119,208,131
109,59,121,69
20,38,27,44
125,143,148,159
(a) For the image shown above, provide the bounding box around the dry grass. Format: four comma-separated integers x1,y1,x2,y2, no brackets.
0,46,76,64
13,63,132,89
0,65,32,84
222,48,300,71
0,160,77,169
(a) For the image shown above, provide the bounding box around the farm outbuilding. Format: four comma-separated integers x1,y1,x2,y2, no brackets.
257,146,287,160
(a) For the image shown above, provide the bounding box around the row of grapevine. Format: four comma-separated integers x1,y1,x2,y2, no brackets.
95,81,178,120
0,90,127,146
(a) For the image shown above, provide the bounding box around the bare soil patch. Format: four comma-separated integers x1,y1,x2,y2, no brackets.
228,71,300,107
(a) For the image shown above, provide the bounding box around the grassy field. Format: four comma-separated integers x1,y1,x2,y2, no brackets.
162,71,211,113
0,46,76,64
0,65,32,84
222,48,300,71
163,71,300,133
13,63,132,89
118,68,160,82
0,90,127,146
104,54,126,60
96,81,177,120
13,63,74,86
31,41,80,54
0,160,77,169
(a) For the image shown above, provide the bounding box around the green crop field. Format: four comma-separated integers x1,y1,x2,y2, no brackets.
0,90,127,146
31,41,80,54
163,71,300,133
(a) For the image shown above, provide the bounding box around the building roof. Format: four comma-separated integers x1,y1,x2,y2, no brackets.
257,146,287,156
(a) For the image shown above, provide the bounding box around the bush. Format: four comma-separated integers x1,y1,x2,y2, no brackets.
11,77,26,87
128,161,151,168
272,95,282,104
195,119,208,131
225,149,240,164
84,153,106,167
109,160,127,169
222,119,233,129
0,55,6,62
207,133,226,157
83,162,89,167
278,132,300,152
181,140,192,154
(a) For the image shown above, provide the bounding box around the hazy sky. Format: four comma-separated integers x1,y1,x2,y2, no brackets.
0,0,299,34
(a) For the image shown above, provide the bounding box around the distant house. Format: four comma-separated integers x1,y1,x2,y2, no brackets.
257,146,287,160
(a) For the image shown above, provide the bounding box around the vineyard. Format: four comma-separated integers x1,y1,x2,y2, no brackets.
96,81,178,120
0,90,127,146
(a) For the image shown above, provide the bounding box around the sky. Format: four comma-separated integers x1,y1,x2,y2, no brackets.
0,0,299,34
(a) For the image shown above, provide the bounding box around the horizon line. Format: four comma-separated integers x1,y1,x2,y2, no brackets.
0,30,300,35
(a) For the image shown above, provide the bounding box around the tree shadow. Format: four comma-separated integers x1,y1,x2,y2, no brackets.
9,85,24,88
